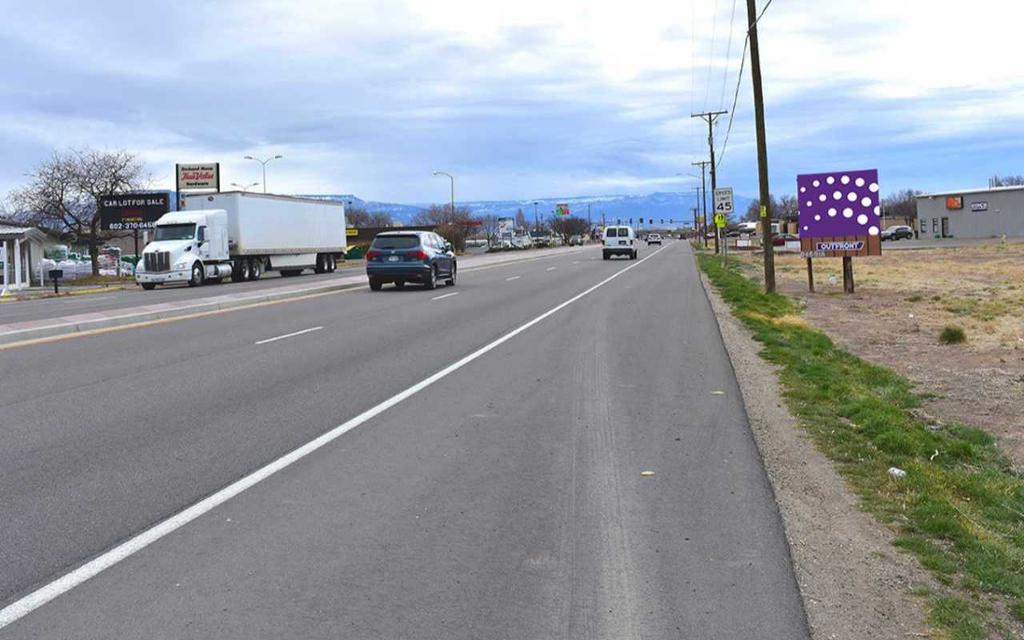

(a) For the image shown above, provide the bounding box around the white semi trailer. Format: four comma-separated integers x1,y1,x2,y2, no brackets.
135,192,346,289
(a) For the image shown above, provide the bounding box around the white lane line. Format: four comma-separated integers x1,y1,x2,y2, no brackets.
573,261,581,264
0,243,669,630
431,292,459,301
546,267,557,272
254,326,323,345
506,276,521,281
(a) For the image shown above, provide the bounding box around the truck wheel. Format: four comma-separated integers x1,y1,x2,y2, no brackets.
238,260,252,282
603,251,609,260
189,263,205,287
314,254,326,274
250,259,262,281
141,283,156,291
327,255,336,272
424,266,437,290
369,278,383,291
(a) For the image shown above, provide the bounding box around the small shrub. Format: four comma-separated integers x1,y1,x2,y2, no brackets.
939,325,967,345
906,295,923,303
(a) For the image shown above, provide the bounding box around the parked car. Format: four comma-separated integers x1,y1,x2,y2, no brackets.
772,233,799,247
881,225,914,241
603,225,637,260
568,235,584,246
646,233,663,245
365,231,456,291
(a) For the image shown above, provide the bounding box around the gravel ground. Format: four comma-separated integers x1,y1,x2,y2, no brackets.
700,270,936,640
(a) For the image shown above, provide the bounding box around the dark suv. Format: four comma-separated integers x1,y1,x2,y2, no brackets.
365,231,456,291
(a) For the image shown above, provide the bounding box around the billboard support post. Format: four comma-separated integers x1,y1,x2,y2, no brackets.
843,256,855,293
806,258,814,293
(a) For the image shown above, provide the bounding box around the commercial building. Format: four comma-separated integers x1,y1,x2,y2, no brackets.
0,222,52,291
916,186,1024,239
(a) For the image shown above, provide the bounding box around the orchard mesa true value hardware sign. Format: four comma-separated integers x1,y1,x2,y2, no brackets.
175,163,220,192
797,169,882,258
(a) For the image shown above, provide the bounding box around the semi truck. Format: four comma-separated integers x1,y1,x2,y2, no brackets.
135,192,346,289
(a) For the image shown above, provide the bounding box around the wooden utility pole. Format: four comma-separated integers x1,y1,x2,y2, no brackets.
691,112,727,254
692,160,711,252
745,0,776,292
693,186,708,248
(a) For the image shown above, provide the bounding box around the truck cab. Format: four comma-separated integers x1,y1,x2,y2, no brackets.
135,210,231,289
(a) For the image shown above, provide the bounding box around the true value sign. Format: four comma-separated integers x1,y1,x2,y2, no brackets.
175,163,220,192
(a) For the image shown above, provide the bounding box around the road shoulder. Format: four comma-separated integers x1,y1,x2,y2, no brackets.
698,268,933,640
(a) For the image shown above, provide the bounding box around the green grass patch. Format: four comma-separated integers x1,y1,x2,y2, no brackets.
939,325,967,345
698,254,1024,638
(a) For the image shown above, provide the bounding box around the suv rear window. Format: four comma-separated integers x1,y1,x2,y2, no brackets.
606,228,626,238
372,235,420,250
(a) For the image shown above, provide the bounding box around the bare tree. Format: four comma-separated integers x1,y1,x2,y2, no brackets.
347,206,393,228
413,204,475,251
11,148,146,274
548,215,590,242
990,175,1024,187
882,189,922,222
744,194,778,222
515,208,527,229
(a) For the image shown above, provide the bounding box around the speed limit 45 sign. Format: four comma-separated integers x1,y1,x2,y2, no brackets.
713,188,734,216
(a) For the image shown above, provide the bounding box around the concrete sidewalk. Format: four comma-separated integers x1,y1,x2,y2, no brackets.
0,246,592,346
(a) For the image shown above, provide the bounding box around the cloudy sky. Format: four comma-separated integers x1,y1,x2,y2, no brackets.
1,0,1022,204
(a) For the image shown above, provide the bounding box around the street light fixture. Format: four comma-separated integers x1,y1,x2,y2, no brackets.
244,155,284,194
432,171,455,224
231,182,260,192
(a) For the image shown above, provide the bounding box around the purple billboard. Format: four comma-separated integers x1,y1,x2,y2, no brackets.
798,169,881,236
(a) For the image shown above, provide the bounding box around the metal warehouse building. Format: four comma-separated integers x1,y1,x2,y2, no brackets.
917,186,1024,239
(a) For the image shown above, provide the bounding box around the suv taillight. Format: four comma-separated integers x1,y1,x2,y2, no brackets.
366,250,380,261
408,250,428,261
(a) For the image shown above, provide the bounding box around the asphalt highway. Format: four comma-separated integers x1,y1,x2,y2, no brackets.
0,241,809,638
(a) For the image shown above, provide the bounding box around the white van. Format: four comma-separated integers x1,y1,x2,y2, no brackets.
603,226,637,260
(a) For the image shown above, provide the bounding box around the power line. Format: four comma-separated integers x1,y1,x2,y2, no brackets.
704,0,721,112
720,0,740,109
717,0,775,166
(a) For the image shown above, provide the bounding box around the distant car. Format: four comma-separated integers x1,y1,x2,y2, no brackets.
772,233,799,247
568,235,584,246
646,233,662,245
365,231,456,291
881,225,914,241
603,225,637,260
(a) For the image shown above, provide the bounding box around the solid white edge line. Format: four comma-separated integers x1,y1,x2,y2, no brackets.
505,276,521,281
546,267,557,272
254,326,324,345
0,243,670,629
431,292,459,301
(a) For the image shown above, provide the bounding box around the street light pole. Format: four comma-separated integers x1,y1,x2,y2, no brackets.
533,201,539,232
244,155,284,194
433,171,455,224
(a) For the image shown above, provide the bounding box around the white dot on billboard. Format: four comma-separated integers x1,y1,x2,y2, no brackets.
833,191,842,200
857,214,868,225
843,208,854,218
813,180,821,188
814,214,821,221
819,194,827,202
861,197,872,207
828,208,837,217
869,183,879,193
847,192,858,202
841,175,850,184
855,177,866,187
874,206,881,216
869,226,880,236
827,176,835,185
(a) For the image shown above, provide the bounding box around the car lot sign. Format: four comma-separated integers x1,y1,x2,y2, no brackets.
797,169,882,257
556,203,570,216
176,163,220,192
98,193,171,231
713,188,734,216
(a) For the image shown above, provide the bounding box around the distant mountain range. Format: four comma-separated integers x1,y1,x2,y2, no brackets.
305,192,755,227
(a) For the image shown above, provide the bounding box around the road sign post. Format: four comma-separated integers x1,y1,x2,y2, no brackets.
714,188,734,260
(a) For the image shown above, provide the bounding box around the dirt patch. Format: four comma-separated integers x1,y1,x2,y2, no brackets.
740,241,1024,463
700,271,934,640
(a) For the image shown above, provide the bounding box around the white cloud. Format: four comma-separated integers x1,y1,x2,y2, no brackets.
0,0,1021,200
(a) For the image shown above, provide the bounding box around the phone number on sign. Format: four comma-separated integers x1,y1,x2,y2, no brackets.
107,222,156,230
